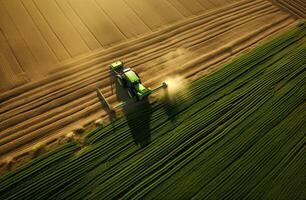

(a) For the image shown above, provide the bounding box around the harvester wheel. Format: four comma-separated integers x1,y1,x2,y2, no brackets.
117,76,125,87
128,90,135,98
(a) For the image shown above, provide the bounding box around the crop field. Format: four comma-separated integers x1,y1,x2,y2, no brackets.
0,0,298,162
0,23,305,199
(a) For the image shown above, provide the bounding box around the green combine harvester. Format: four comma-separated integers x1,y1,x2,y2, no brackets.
97,61,167,113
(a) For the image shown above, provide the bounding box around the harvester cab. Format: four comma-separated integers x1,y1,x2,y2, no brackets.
97,61,167,114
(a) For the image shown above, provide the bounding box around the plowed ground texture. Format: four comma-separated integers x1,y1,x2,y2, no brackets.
0,22,305,200
272,0,306,18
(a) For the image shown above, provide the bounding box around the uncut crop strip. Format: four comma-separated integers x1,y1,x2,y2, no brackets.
0,0,296,160
60,24,306,199
122,46,306,199
0,23,305,200
85,29,306,200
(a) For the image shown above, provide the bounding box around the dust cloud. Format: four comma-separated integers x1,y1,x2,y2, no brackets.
153,48,192,102
163,75,190,102
147,48,192,103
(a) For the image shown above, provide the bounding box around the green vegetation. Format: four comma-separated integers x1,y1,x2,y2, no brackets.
0,23,305,200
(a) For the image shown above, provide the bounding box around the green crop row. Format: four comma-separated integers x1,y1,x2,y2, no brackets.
88,37,305,200
0,22,305,200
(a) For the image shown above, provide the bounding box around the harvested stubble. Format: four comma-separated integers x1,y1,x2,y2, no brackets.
0,23,305,200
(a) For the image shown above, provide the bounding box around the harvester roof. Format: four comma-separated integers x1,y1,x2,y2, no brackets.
124,70,140,83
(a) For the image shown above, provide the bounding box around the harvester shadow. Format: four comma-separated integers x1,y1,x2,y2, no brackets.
123,100,152,148
114,76,152,148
